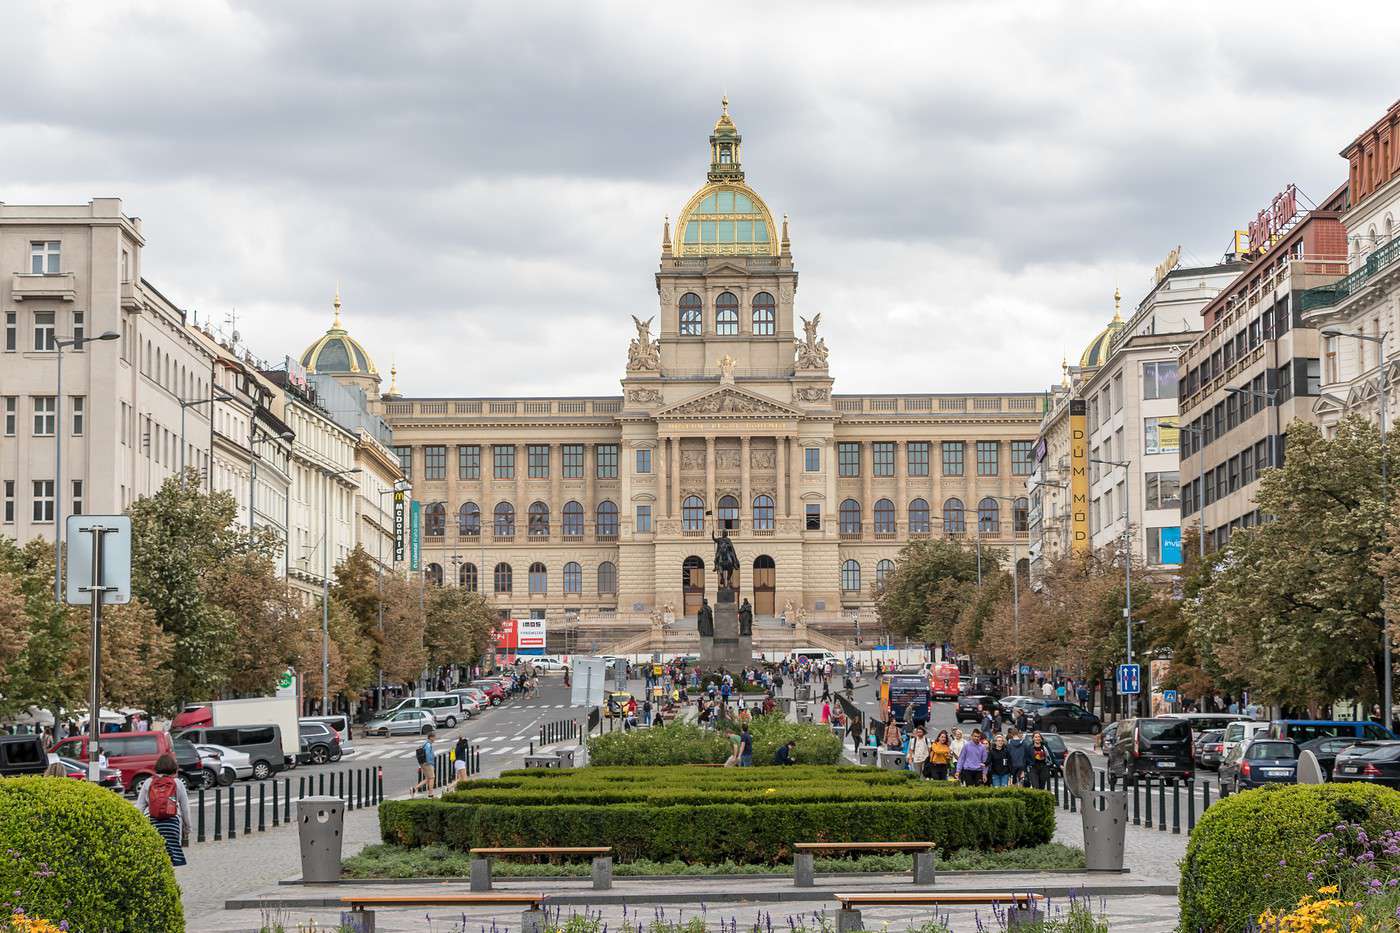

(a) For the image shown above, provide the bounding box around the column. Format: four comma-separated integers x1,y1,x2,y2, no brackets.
584,444,595,534
515,443,527,529
663,436,674,518
860,440,873,538
740,436,751,531
895,440,908,533
550,443,562,540
704,437,716,519
824,439,837,535
481,442,494,532
778,435,789,518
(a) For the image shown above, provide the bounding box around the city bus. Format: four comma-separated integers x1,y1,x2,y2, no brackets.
880,674,931,727
929,662,960,701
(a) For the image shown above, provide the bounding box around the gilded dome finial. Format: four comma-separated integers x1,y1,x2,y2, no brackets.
721,95,728,116
1112,286,1122,323
332,284,343,329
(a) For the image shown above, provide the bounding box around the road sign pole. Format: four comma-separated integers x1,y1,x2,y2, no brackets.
83,525,116,782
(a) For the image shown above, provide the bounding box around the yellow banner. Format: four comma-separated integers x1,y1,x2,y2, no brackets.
1070,400,1090,554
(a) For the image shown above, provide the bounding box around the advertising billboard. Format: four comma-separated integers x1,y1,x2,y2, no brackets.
517,618,547,654
1069,399,1090,554
409,500,421,571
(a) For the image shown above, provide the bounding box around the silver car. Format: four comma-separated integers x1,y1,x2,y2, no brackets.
364,708,435,737
196,743,252,785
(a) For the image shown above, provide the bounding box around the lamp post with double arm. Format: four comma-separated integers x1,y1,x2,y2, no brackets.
1091,457,1136,718
321,467,361,712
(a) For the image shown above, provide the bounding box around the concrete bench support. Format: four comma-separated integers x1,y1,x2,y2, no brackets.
912,851,935,885
521,908,547,933
1007,905,1045,928
836,908,863,933
470,857,492,892
591,855,613,890
341,911,375,933
794,851,815,887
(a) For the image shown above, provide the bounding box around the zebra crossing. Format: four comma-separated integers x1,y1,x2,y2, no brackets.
352,735,551,760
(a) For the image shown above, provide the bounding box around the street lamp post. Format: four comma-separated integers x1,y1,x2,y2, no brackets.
985,495,1028,695
52,329,119,601
1321,328,1392,731
321,467,361,713
1092,457,1135,718
178,390,234,487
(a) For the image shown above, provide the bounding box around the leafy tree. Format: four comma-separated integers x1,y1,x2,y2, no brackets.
0,538,86,721
99,600,174,711
203,551,306,697
377,574,429,684
874,538,994,644
424,585,499,669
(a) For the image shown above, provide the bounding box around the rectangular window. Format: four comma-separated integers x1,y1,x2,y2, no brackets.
527,444,550,478
976,440,999,476
907,441,929,476
635,448,651,474
393,445,412,479
596,444,619,478
4,311,14,351
1147,527,1182,566
493,445,515,479
2,397,14,436
1228,455,1240,493
71,396,84,436
1144,471,1180,510
635,504,652,533
32,396,55,436
33,311,55,351
872,442,894,476
2,480,12,523
941,441,965,476
1241,447,1255,487
1112,373,1124,412
32,480,54,523
71,479,83,517
804,447,821,472
72,310,84,347
838,442,860,477
805,503,821,531
562,444,584,478
1011,440,1034,476
424,445,447,480
1144,417,1179,455
30,241,60,275
1141,361,1180,401
458,444,480,480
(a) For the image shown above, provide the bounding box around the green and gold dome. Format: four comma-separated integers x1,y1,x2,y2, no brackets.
1079,288,1126,369
674,98,779,257
301,292,379,380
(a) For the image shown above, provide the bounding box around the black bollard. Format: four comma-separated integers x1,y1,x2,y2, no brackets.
473,746,480,775
273,780,280,827
1158,780,1167,831
1132,779,1140,826
227,784,236,839
377,767,384,803
1202,779,1212,811
529,741,535,756
299,775,306,800
1186,779,1195,832
258,783,266,832
213,788,223,841
1172,781,1181,834
243,785,251,836
284,778,292,822
318,772,325,796
355,768,362,808
197,787,206,842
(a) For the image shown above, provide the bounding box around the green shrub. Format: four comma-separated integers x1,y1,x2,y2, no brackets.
586,717,842,766
0,776,184,932
1179,783,1400,933
380,765,1053,863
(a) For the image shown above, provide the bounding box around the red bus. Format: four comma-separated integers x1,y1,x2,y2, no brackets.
929,662,960,701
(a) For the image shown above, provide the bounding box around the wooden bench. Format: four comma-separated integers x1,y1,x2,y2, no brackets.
793,841,936,887
832,892,1046,932
339,892,547,933
468,846,614,891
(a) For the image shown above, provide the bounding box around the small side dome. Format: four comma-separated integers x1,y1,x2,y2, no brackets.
300,291,379,379
1078,288,1126,369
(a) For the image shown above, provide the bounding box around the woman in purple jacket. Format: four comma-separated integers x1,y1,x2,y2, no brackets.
955,728,989,785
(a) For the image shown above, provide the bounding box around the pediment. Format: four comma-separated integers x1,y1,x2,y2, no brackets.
1312,393,1346,416
707,260,750,276
658,385,800,418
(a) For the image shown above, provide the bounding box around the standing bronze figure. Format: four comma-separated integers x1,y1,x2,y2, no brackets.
712,529,739,593
696,597,714,637
738,598,753,636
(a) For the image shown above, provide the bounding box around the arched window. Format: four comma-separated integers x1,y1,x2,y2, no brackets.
682,496,705,532
460,562,478,592
841,559,861,592
563,561,582,594
528,501,550,537
873,498,896,534
425,502,446,537
718,494,740,531
943,498,965,534
715,291,739,335
679,292,702,336
978,497,1000,533
494,502,515,536
493,562,513,593
563,501,584,537
598,561,618,595
1013,497,1029,533
909,498,930,534
752,292,775,335
528,562,547,594
1016,557,1030,581
839,498,862,535
753,494,775,531
458,501,480,536
426,563,444,586
596,500,619,538
876,559,895,588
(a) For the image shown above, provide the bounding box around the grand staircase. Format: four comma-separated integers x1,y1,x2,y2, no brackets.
597,613,848,658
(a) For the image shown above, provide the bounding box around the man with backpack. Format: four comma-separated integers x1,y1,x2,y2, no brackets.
412,729,438,797
137,753,190,866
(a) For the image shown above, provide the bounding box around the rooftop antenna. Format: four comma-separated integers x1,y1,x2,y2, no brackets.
225,308,241,348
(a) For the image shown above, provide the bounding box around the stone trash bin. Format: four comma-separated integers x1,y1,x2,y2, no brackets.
524,754,561,769
297,796,346,883
556,746,580,768
877,748,907,770
1063,750,1127,871
857,745,879,767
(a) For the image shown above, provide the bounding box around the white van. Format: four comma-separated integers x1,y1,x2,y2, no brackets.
1220,719,1270,765
385,693,464,729
792,650,842,668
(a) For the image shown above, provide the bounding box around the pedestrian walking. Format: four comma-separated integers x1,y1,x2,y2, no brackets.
949,728,966,764
1041,680,1054,699
929,730,952,781
1027,732,1051,790
908,726,931,778
820,700,831,724
955,729,988,785
883,718,902,750
988,734,1013,787
453,734,470,784
1007,728,1028,786
138,753,190,866
739,725,754,767
412,730,437,797
979,704,994,737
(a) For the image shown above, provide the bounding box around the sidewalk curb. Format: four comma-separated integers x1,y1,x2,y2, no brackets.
283,868,1130,886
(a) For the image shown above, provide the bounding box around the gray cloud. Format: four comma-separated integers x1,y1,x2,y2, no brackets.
2,0,1396,397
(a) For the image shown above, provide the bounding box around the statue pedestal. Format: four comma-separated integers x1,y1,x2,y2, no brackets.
702,588,753,671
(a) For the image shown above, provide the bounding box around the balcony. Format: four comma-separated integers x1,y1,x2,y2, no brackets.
1300,238,1400,311
494,532,515,543
11,273,77,303
596,532,618,543
839,530,862,540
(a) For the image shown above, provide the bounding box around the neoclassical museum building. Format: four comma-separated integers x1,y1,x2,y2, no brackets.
303,103,1042,633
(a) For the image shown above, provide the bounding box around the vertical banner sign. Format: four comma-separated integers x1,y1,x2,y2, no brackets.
1069,399,1090,554
393,490,406,562
409,500,422,571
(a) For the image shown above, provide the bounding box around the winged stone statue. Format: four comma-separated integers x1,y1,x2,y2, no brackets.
627,315,661,371
796,314,829,368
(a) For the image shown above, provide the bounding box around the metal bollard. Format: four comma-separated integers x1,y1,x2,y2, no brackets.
243,785,252,836
1158,780,1167,831
227,784,236,839
213,788,223,841
377,767,384,803
529,741,535,755
197,787,206,842
284,778,292,822
1132,779,1140,826
1202,779,1212,811
299,775,306,800
1186,779,1195,831
1069,786,1077,813
273,780,280,827
355,768,362,808
1172,782,1181,834
1143,779,1153,829
318,772,325,796
259,783,266,832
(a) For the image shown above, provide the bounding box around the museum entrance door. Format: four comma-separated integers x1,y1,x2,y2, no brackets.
753,555,776,616
683,556,705,617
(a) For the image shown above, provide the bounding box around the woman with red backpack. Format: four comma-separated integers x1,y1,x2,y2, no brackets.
137,753,190,866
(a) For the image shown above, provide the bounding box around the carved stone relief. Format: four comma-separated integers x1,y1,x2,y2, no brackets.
796,386,830,403
626,387,663,404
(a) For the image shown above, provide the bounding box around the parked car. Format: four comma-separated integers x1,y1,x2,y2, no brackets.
1296,736,1358,781
470,680,507,706
296,721,343,765
1194,729,1226,770
0,735,49,777
195,744,252,785
1106,717,1194,784
1162,713,1244,735
997,696,1035,714
955,694,999,724
1026,702,1102,735
1219,738,1300,793
49,755,124,791
171,725,289,781
1266,720,1394,744
450,688,487,716
363,709,435,737
603,691,635,719
1039,732,1068,774
299,714,355,755
49,730,178,793
1331,741,1400,789
524,656,565,672
1220,719,1270,764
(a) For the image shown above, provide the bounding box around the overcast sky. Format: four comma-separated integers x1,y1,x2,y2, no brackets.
3,1,1396,397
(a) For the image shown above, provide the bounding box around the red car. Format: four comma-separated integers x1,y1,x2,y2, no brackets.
49,731,178,793
51,756,124,792
470,680,506,705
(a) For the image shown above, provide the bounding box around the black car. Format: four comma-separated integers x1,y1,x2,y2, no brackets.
1297,736,1358,780
1220,738,1299,793
955,694,999,723
171,739,208,790
1027,701,1102,735
1038,732,1068,773
1331,741,1400,789
0,735,48,777
297,722,343,765
1106,717,1194,783
1194,729,1226,770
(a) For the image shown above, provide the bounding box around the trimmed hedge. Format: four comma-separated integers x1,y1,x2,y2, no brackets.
1179,783,1400,933
587,717,842,766
380,765,1053,863
0,776,184,932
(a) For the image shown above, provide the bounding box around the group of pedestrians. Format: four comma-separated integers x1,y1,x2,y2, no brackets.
898,724,1055,789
